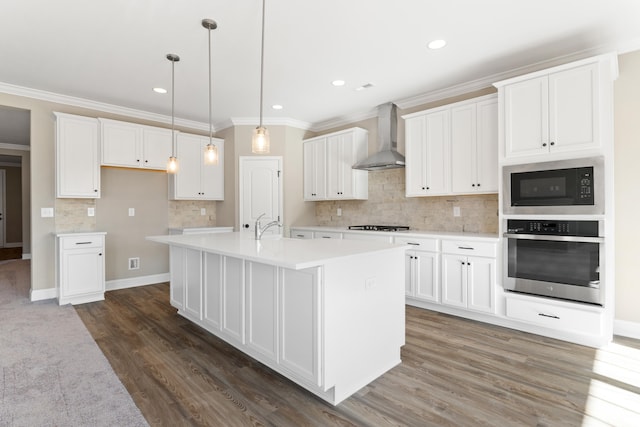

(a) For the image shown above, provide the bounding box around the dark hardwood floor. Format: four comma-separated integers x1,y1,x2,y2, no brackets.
75,283,640,426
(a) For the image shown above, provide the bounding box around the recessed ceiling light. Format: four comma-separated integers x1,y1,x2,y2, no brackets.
272,104,283,110
428,39,447,50
153,87,167,94
332,80,345,87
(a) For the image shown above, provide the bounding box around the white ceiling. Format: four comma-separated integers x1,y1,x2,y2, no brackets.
1,0,639,134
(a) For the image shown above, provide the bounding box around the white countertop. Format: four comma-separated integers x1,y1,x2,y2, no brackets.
290,225,499,241
147,232,408,270
54,231,107,237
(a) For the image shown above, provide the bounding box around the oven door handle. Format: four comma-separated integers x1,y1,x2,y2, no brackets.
503,233,604,243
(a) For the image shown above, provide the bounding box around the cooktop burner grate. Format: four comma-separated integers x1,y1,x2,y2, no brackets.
348,225,410,232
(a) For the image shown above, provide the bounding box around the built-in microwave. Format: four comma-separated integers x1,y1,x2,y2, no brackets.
503,157,604,215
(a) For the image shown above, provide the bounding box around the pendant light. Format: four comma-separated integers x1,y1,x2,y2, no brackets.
252,0,270,154
202,18,219,165
166,53,180,173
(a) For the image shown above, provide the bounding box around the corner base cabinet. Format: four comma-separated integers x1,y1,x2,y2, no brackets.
55,232,106,305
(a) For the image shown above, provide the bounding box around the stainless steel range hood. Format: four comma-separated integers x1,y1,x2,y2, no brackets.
352,102,405,171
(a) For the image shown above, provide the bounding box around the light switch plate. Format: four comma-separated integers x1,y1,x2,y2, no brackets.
128,208,135,217
41,207,54,218
88,207,95,217
453,206,461,217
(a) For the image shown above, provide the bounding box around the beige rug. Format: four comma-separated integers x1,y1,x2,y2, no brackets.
0,260,148,426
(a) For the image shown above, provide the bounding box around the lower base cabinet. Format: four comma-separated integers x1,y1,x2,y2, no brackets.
405,250,439,303
56,232,106,305
441,254,496,313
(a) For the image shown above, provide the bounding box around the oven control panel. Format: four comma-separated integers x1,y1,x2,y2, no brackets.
507,219,599,237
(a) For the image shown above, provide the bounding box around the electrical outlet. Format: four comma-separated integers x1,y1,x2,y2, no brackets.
128,257,140,270
128,208,135,217
200,208,206,216
41,207,54,218
453,206,461,217
337,208,342,217
88,207,95,217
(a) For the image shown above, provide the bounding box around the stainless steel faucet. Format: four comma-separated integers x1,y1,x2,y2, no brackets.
255,213,282,240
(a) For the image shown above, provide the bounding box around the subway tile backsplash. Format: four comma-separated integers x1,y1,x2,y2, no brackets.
315,169,498,234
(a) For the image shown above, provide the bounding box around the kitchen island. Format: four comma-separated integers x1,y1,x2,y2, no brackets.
147,232,407,405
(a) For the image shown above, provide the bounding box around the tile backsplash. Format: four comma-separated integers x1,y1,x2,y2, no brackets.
168,200,218,228
315,169,498,234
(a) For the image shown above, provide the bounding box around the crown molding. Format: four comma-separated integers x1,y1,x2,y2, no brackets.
0,142,30,151
310,109,379,133
226,117,312,131
0,81,210,132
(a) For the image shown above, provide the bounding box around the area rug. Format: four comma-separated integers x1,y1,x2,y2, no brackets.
0,260,148,427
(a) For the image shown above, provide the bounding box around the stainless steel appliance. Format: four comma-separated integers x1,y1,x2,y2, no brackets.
503,219,604,305
503,156,604,215
348,225,410,232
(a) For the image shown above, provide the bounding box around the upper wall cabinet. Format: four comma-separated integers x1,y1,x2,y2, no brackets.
494,53,618,162
55,112,101,198
303,127,368,201
403,94,498,197
100,118,173,170
169,133,224,200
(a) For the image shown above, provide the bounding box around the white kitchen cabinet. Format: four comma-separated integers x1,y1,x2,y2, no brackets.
221,256,245,344
56,232,106,305
203,252,222,330
184,248,203,320
404,108,450,196
450,98,498,194
169,133,224,200
54,112,100,198
441,240,496,314
302,128,368,201
495,54,618,161
100,118,173,170
290,229,314,239
246,261,279,362
395,236,440,303
303,138,326,200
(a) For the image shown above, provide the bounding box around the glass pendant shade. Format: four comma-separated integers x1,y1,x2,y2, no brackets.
167,155,179,173
252,126,270,154
204,142,219,165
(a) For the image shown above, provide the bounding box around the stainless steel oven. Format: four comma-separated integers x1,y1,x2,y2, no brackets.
503,219,604,306
503,156,604,215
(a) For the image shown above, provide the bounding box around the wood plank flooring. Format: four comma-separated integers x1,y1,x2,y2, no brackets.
75,283,640,426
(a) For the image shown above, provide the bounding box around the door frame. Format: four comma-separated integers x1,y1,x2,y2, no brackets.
238,156,283,234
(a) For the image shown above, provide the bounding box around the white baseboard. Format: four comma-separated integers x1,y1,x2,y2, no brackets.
614,319,640,340
22,253,31,260
3,242,22,248
106,273,170,291
30,287,57,302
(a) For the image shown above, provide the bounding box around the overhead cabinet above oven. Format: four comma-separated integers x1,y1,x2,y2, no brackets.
494,53,618,162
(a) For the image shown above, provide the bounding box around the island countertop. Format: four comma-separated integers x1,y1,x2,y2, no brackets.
147,232,407,270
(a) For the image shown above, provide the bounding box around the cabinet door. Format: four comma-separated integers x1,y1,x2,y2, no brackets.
280,267,321,386
414,251,439,303
504,76,549,158
142,126,173,170
549,63,599,153
62,249,103,297
173,133,204,199
405,115,428,196
450,104,476,193
326,134,347,198
303,139,326,200
475,99,499,192
222,256,245,344
441,254,467,308
203,252,222,330
246,262,278,362
55,114,100,198
100,119,142,168
184,249,202,320
169,246,185,310
467,256,496,314
201,138,224,200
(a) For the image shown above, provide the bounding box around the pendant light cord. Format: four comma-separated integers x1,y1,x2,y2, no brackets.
171,57,176,156
259,0,266,128
208,26,213,141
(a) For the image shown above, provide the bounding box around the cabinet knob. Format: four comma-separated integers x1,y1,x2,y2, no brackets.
550,141,555,146
472,184,475,187
477,183,481,187
542,143,547,147
136,159,140,162
422,187,426,190
426,187,430,190
244,224,249,228
467,262,471,266
99,253,103,256
145,160,149,163
94,189,98,192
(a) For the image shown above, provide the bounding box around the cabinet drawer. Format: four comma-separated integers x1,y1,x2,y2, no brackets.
314,231,342,239
291,230,313,239
343,232,393,243
61,235,104,250
394,236,439,252
441,240,496,257
505,296,602,336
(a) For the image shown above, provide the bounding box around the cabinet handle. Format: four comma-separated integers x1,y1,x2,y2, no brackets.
75,241,92,245
538,313,560,320
407,242,420,246
296,234,305,238
458,246,474,250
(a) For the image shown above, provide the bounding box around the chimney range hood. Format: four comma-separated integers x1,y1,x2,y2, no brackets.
352,102,405,171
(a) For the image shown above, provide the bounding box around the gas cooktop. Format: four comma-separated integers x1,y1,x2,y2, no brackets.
348,225,410,232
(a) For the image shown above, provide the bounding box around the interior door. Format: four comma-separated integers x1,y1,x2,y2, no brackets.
239,156,282,236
